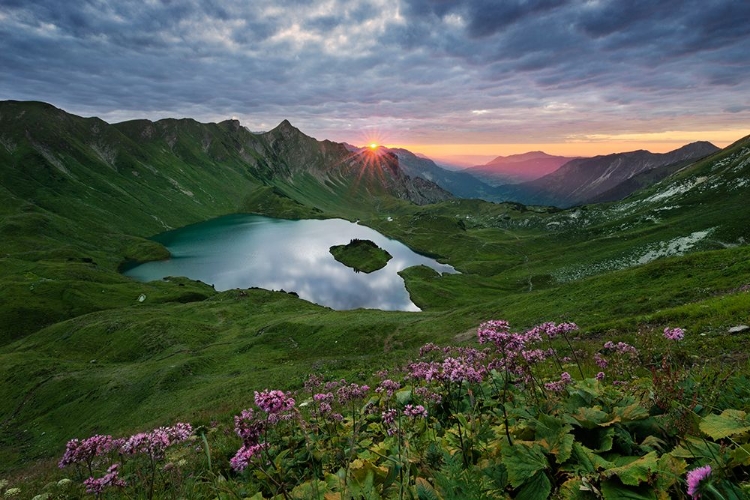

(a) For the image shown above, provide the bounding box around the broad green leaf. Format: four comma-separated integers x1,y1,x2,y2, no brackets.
671,437,724,460
536,414,575,463
600,480,657,500
562,442,615,474
559,477,601,499
700,409,750,440
501,442,549,488
654,453,686,492
605,451,659,486
612,403,650,423
730,444,750,466
515,471,551,500
395,388,412,405
572,406,609,428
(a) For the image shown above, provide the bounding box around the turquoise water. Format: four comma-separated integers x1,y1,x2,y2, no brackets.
123,214,456,311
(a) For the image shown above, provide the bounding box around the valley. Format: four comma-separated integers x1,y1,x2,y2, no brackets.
1,101,749,497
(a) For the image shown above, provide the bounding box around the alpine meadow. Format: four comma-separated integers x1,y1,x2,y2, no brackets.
0,99,749,499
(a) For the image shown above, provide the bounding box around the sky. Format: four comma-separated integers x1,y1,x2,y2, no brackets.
1,0,749,164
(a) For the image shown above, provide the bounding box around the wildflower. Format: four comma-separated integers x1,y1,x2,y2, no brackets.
544,372,573,392
663,327,685,341
596,372,605,381
336,383,370,404
59,434,123,468
375,379,401,398
234,409,265,445
230,443,267,472
593,353,609,369
414,386,443,405
381,409,397,426
121,423,192,458
403,404,428,419
254,389,296,416
686,464,712,499
83,464,126,495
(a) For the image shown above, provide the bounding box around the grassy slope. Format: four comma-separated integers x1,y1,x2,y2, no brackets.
1,102,750,474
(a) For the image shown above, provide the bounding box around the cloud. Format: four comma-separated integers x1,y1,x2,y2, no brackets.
0,0,748,147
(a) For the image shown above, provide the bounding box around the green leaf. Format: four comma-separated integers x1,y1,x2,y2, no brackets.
654,453,686,492
515,471,551,500
612,403,650,423
535,414,575,463
700,409,750,440
600,480,657,500
501,442,549,488
395,388,412,405
605,451,659,486
562,442,614,475
558,477,600,499
571,406,609,428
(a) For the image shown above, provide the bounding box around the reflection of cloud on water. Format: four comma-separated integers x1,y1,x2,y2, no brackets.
125,215,454,311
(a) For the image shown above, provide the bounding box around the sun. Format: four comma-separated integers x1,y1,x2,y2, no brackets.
369,143,378,150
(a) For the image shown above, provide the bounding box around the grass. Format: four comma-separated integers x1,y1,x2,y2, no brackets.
330,239,393,273
1,101,750,493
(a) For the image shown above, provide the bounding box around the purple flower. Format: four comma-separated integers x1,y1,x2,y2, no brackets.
254,389,296,415
375,379,401,398
544,372,573,392
663,327,685,341
230,443,267,472
403,404,428,419
594,353,609,369
336,383,370,404
121,423,192,458
686,464,712,499
59,434,123,468
596,372,605,381
83,464,126,494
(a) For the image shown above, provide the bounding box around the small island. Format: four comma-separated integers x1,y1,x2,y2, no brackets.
330,238,393,273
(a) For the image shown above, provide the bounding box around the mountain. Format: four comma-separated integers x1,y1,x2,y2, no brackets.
0,101,451,243
492,142,719,207
383,147,504,200
465,151,579,185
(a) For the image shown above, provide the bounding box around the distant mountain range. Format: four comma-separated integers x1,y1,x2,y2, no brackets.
489,142,720,207
465,151,579,185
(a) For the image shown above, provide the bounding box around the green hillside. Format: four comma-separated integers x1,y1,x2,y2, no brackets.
1,102,749,495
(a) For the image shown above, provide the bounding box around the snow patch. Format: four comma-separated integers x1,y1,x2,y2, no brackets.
553,228,715,282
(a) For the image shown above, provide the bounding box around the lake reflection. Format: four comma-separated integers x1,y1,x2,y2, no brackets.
123,214,456,311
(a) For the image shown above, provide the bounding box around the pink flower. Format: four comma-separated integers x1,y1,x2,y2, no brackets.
596,372,605,381
403,404,428,419
59,434,123,468
230,443,267,472
663,327,685,341
83,464,126,494
686,464,711,499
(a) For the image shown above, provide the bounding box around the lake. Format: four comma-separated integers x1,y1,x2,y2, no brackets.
123,214,456,311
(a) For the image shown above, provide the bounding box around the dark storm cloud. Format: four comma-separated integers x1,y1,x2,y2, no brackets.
0,0,748,144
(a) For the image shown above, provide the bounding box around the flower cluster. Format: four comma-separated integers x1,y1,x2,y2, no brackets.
603,341,639,355
686,464,711,499
254,389,296,423
230,443,267,472
336,383,370,404
528,321,579,339
663,327,685,341
59,434,123,468
403,404,428,419
121,423,193,459
544,372,573,392
83,464,126,495
375,379,401,398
